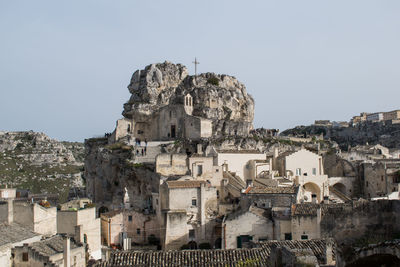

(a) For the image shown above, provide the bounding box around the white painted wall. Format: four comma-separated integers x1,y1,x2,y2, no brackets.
214,151,266,182
224,210,273,249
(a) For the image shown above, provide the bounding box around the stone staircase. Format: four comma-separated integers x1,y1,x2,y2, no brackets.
224,171,246,198
329,186,352,203
132,145,162,163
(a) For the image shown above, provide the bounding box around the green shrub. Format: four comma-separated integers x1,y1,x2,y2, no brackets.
207,77,219,86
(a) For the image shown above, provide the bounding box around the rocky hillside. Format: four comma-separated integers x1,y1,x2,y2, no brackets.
84,137,160,209
122,61,255,137
281,122,400,149
0,131,84,201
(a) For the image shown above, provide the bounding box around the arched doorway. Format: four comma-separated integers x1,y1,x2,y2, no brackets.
214,238,222,249
333,183,346,195
303,182,321,202
188,241,197,249
98,206,109,217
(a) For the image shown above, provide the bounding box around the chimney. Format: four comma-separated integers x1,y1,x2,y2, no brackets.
63,237,71,267
197,144,203,155
6,200,13,224
311,194,317,204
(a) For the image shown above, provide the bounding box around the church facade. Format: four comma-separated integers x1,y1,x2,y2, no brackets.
113,94,212,142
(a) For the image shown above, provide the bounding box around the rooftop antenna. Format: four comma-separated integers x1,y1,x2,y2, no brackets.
192,57,200,81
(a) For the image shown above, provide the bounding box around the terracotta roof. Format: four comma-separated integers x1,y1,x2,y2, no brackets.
101,210,122,218
95,248,270,267
216,149,263,154
95,239,334,266
292,203,352,216
226,205,271,221
166,180,206,189
292,203,319,216
244,186,296,194
257,239,333,265
26,235,82,257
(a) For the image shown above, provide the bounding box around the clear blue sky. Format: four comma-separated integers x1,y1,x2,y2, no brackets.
1,1,399,141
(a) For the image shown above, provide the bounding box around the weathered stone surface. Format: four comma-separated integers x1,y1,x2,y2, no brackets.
122,61,255,137
0,131,84,200
281,121,400,149
84,138,160,209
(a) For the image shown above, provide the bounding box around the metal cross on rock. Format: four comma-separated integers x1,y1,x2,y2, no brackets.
192,57,200,77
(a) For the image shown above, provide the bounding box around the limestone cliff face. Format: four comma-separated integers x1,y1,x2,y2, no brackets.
0,131,84,200
84,138,160,209
122,61,255,137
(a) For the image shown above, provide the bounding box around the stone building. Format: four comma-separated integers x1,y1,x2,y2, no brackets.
114,103,212,142
188,148,223,187
241,186,297,209
291,203,321,241
207,147,268,184
100,210,123,247
155,153,188,177
350,112,368,125
155,148,223,187
384,109,400,121
57,206,101,260
12,236,85,267
158,180,219,250
222,205,274,249
274,148,329,203
0,200,57,237
0,222,42,267
0,188,16,199
360,160,400,198
366,112,384,122
241,186,297,241
101,209,159,248
123,209,159,246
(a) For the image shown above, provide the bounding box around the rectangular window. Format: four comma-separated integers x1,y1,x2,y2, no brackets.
22,252,28,262
128,215,132,222
312,168,316,175
301,235,308,240
197,165,203,176
189,229,195,239
137,228,141,235
366,181,369,187
285,233,292,240
192,199,197,206
296,168,301,176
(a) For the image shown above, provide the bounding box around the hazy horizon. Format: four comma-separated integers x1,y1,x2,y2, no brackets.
1,1,399,142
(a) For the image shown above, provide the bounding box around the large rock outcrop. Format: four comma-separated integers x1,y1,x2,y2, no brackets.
122,61,255,137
